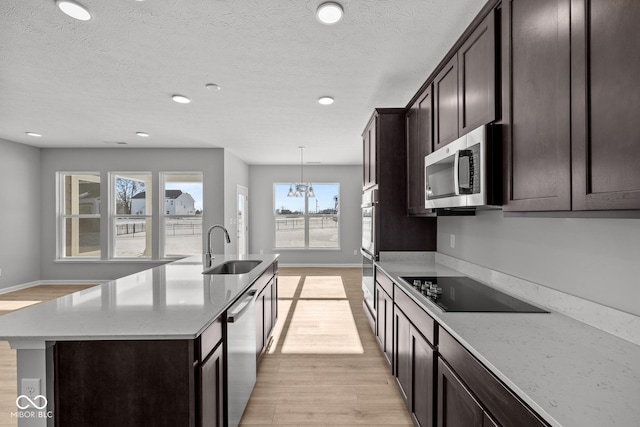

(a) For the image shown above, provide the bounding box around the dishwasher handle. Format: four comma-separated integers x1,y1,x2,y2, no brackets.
227,289,257,323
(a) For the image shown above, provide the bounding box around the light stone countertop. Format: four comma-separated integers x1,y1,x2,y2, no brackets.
376,258,640,427
0,254,279,342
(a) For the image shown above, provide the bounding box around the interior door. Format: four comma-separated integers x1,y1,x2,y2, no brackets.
237,185,249,256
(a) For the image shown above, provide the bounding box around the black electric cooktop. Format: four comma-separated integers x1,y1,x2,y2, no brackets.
400,276,548,313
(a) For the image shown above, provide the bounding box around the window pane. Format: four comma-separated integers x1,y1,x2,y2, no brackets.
114,173,150,215
63,174,101,215
275,215,306,248
309,215,339,247
113,217,152,258
308,184,339,248
164,217,203,256
162,173,203,256
60,173,101,259
112,173,152,258
274,184,304,215
64,218,100,257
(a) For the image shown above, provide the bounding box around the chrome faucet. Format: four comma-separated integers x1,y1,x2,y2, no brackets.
205,224,231,267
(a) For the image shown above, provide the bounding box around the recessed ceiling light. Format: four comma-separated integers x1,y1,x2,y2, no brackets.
172,95,191,104
206,83,221,91
26,132,42,137
56,0,92,21
318,96,334,105
316,2,344,25
136,132,149,137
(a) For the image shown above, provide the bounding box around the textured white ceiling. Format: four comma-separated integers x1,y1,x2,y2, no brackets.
0,0,485,165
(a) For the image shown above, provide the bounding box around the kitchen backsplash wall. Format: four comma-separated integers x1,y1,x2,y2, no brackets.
437,210,640,317
0,139,42,290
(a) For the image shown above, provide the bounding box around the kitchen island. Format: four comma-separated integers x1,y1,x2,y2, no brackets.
0,254,279,427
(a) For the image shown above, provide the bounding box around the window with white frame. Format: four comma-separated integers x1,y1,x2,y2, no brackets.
58,173,101,258
274,183,340,249
111,172,153,258
161,172,203,257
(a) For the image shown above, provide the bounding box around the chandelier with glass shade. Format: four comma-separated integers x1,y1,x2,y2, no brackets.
287,146,315,198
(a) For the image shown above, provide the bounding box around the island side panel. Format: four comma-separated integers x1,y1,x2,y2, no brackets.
54,340,196,427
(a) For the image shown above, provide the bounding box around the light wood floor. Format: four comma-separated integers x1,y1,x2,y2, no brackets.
240,267,412,426
0,284,96,426
0,271,411,426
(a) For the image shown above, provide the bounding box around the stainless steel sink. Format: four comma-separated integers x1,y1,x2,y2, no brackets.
203,260,261,275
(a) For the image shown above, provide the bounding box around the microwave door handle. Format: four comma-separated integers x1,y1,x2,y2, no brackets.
453,151,460,195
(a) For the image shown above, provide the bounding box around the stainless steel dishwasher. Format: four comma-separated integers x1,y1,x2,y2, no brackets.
226,288,257,427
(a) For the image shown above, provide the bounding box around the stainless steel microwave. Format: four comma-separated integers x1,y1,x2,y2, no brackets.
425,124,501,209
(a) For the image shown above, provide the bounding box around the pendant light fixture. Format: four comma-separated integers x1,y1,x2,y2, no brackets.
287,147,315,198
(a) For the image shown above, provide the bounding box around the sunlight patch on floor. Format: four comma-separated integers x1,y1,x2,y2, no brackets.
299,276,346,299
277,276,301,299
280,300,364,354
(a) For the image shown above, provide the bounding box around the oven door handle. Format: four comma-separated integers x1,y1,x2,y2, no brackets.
361,248,375,261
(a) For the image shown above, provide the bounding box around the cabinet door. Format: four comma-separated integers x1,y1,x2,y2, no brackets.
411,325,435,427
375,287,393,367
571,0,640,210
437,358,483,427
255,289,265,360
458,10,496,135
434,56,459,150
271,274,278,334
363,116,377,189
502,0,571,211
199,343,224,427
394,306,411,406
264,279,273,341
407,87,434,216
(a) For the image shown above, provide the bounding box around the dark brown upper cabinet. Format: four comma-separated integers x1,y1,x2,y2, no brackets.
458,11,497,135
406,86,434,216
501,0,572,212
433,10,497,152
363,116,377,190
571,0,640,210
434,56,459,151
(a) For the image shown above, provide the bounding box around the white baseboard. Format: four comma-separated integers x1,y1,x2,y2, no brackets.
0,279,106,295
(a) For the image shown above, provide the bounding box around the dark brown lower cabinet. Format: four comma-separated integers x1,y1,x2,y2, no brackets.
199,342,224,427
439,329,548,427
395,306,435,427
375,285,393,367
438,358,484,427
55,340,199,427
256,272,278,361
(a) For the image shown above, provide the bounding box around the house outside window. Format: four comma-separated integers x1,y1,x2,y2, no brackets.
58,173,101,258
274,183,339,249
161,172,203,257
111,172,152,258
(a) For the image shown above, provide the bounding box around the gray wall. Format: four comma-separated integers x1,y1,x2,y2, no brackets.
0,139,42,289
223,150,249,257
249,165,362,265
40,148,225,281
437,210,640,316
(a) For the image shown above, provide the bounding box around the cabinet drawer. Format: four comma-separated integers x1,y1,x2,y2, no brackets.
394,284,435,345
197,316,223,362
253,262,274,294
375,268,394,296
439,328,548,427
